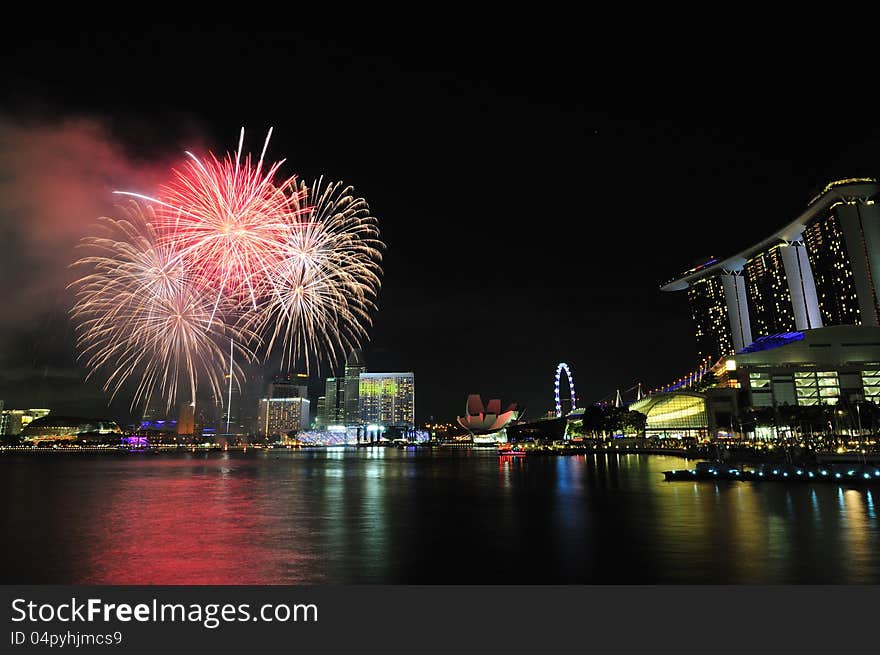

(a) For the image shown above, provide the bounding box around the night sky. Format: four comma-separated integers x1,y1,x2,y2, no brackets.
3,19,880,425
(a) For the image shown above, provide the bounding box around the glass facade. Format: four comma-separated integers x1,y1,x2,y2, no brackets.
642,394,708,435
862,369,880,402
793,371,839,406
772,375,797,405
803,210,861,326
743,369,849,407
344,358,366,427
322,377,343,426
745,245,796,338
358,373,415,427
748,372,773,407
314,396,327,429
687,276,733,360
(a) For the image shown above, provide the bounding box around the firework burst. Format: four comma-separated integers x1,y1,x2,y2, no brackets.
71,130,384,414
245,177,385,371
69,202,254,411
117,128,309,312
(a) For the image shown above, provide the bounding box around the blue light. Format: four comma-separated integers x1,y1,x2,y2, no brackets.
835,473,842,479
821,470,828,476
772,470,778,475
848,470,855,476
808,472,814,478
783,472,788,477
739,331,805,354
864,473,871,480
758,472,764,476
796,470,802,475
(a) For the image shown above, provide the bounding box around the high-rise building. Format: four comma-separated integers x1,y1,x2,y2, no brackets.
322,377,343,425
248,372,311,437
314,396,327,429
744,245,797,338
686,275,737,361
803,211,860,326
358,372,415,427
258,397,310,437
268,373,309,400
178,403,195,436
343,350,366,426
663,179,880,360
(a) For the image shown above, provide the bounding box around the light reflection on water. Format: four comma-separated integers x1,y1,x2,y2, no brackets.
1,451,879,584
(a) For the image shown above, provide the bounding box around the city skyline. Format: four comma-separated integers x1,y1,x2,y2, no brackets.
5,24,880,424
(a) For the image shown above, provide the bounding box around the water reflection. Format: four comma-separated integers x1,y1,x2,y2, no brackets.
1,451,880,583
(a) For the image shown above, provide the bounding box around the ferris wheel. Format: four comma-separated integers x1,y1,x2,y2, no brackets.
554,362,576,417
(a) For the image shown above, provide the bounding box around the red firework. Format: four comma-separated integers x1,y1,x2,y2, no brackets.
119,128,310,311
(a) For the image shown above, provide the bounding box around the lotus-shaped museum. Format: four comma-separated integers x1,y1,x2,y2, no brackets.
456,395,519,442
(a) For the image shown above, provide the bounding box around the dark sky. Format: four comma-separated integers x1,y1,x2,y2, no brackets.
2,18,880,425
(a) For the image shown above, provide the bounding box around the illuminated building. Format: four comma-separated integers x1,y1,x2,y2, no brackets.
177,403,195,436
725,325,880,408
321,376,344,426
19,416,121,444
314,396,327,429
358,372,415,428
258,396,310,437
664,178,878,359
3,409,24,435
0,411,21,436
456,394,519,443
639,325,880,439
630,392,708,438
0,408,51,436
745,245,797,337
686,275,741,360
248,372,311,438
343,350,366,426
22,408,50,428
802,201,876,326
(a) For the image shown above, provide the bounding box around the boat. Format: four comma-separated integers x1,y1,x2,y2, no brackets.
497,444,526,457
663,460,880,484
